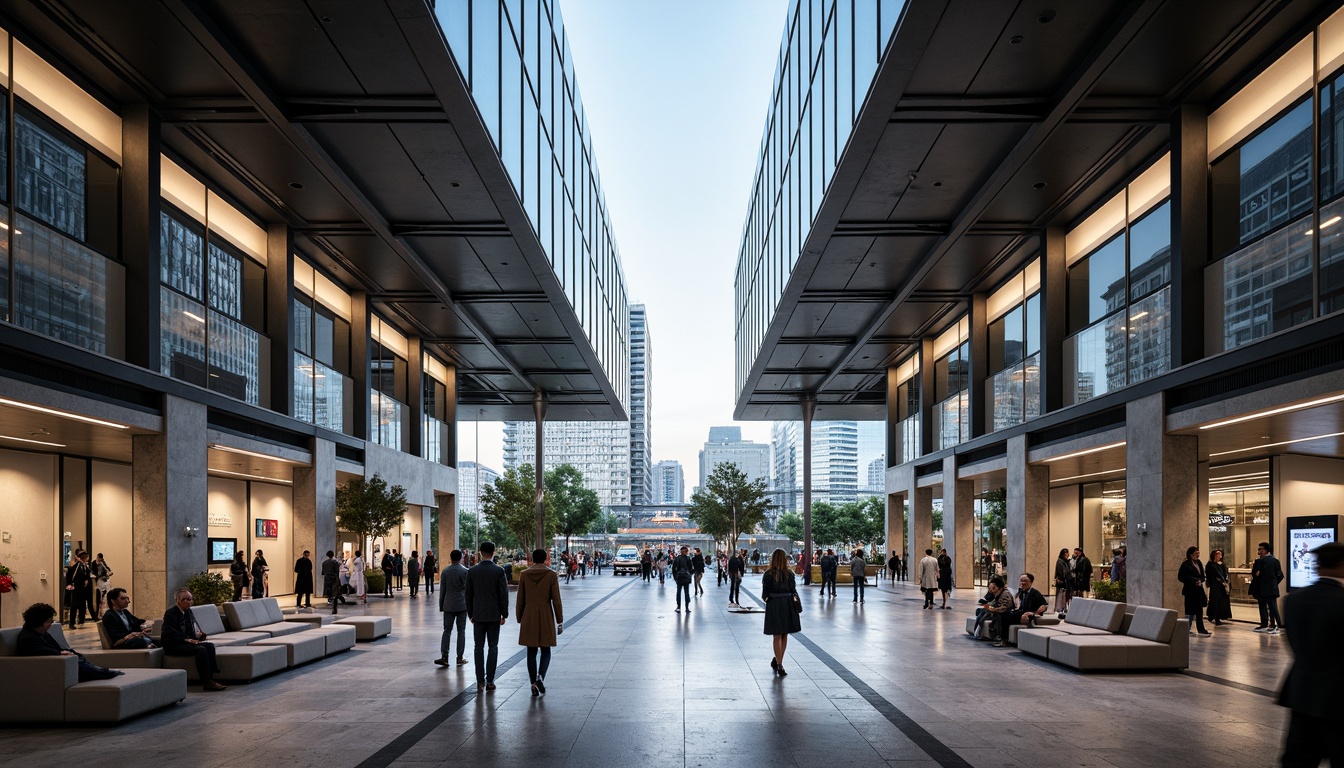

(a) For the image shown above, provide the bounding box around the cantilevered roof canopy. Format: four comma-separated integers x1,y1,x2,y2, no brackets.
735,0,1336,421
10,0,627,421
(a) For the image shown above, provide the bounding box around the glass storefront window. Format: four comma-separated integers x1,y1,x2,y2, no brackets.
1208,460,1270,611
1081,480,1126,578
14,213,121,356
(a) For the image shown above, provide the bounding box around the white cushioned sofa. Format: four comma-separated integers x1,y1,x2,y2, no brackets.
222,598,311,637
1016,598,1189,670
0,625,187,723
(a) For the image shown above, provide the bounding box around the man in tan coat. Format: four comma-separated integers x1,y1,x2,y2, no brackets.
516,548,564,696
918,549,940,610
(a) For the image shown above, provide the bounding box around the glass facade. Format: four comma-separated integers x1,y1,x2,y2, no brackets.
292,267,352,434
1065,196,1172,405
369,335,409,452
735,0,906,390
423,373,452,465
933,341,969,451
987,292,1041,431
159,207,264,404
1208,459,1270,611
436,0,629,412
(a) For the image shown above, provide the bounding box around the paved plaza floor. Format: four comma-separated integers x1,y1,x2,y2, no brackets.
1,574,1293,767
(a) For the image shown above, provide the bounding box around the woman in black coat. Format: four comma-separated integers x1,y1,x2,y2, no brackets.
230,552,249,601
293,551,314,608
1205,549,1232,626
250,550,268,599
936,548,953,609
1178,546,1210,636
762,548,801,676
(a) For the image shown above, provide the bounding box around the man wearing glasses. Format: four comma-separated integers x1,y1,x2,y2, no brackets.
162,589,227,691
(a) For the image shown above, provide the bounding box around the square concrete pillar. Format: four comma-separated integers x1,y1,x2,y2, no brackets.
1007,434,1051,591
1126,393,1198,610
886,492,906,561
436,492,456,560
293,438,336,561
909,484,934,561
943,455,974,587
132,396,208,610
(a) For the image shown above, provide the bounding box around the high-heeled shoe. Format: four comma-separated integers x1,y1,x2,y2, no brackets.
777,666,788,677
770,658,779,671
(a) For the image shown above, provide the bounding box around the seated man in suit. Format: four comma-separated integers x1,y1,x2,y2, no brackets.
996,573,1050,647
101,587,155,649
161,588,227,691
17,602,121,681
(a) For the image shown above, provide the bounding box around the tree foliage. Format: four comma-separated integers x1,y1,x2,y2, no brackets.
687,462,772,550
777,511,804,543
589,511,621,535
981,487,1007,542
481,464,554,551
335,474,408,554
809,497,886,551
546,463,602,552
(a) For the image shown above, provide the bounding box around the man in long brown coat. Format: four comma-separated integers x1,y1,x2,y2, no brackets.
516,548,564,696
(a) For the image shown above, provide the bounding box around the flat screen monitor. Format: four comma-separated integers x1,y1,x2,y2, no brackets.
1286,516,1338,590
208,537,237,565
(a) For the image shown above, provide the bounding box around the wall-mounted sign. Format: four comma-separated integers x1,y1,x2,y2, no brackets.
255,519,278,538
1209,513,1234,526
208,511,232,527
1252,515,1270,525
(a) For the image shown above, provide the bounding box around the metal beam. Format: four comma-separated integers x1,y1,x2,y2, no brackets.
159,95,449,124
889,94,1170,124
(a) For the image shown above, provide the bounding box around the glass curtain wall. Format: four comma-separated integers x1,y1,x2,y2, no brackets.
1064,173,1172,405
1,68,123,356
159,204,265,405
370,332,409,452
292,268,352,434
435,0,629,411
734,0,905,391
422,362,452,465
895,370,920,464
987,290,1041,431
933,341,970,451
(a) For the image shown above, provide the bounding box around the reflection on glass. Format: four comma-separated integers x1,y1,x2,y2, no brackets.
1208,459,1270,607
1127,287,1169,385
370,389,407,452
1317,198,1344,315
208,311,259,405
1068,236,1125,331
934,391,968,451
1219,214,1312,349
14,214,117,355
15,113,86,241
1082,480,1127,575
1065,311,1125,405
1129,201,1171,300
1238,99,1313,245
160,287,206,386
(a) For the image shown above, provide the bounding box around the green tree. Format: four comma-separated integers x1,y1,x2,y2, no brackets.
687,462,772,552
546,463,602,553
335,475,408,557
589,511,621,535
777,511,804,543
981,487,1007,547
481,465,553,553
810,501,839,548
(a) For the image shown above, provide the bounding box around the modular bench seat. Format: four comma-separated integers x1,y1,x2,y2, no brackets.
1016,598,1190,670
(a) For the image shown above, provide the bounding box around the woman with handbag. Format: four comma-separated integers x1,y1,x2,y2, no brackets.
762,548,801,677
1205,549,1232,626
1053,549,1071,615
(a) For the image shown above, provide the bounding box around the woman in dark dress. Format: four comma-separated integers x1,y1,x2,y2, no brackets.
1205,548,1232,626
230,551,249,601
250,550,268,599
1178,546,1211,636
936,548,953,609
762,548,801,676
293,550,314,608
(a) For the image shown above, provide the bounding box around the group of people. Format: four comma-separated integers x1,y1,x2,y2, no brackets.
377,549,438,598
17,585,232,691
916,548,955,609
61,550,114,629
1052,547,1096,614
967,572,1051,646
1180,541,1284,635
814,547,872,602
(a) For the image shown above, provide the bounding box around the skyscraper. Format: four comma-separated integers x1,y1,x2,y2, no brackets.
503,421,631,512
771,420,860,513
653,460,685,503
629,305,653,508
698,426,770,493
457,461,500,520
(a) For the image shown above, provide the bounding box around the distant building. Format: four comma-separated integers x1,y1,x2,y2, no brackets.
771,420,860,513
699,426,770,491
653,460,684,503
864,456,885,499
457,461,500,521
504,421,631,512
629,305,653,508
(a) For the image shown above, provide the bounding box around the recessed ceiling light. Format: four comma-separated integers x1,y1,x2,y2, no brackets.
450,182,461,188
501,262,509,266
1044,441,1126,462
1209,430,1344,457
0,434,66,448
1009,35,1023,45
1032,181,1047,190
1038,9,1056,23
289,181,304,190
0,398,129,429
1199,392,1344,429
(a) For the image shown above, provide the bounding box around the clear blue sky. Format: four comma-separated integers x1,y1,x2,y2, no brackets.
460,0,790,479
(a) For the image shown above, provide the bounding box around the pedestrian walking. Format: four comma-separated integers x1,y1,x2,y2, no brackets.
918,549,938,609
92,553,112,616
381,550,395,598
517,548,564,696
465,541,508,692
394,549,404,590
1277,542,1344,768
655,549,667,584
435,549,469,667
423,550,437,594
728,548,746,605
887,553,900,584
351,550,367,604
321,550,348,607
1053,548,1071,615
692,548,706,596
293,550,314,608
821,548,838,597
936,548,953,609
762,548,801,676
407,551,422,598
673,545,693,613
641,549,653,582
851,548,867,603
63,551,95,628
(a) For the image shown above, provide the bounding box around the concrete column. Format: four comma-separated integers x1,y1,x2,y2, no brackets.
942,455,974,588
293,437,336,561
266,225,294,415
1126,393,1198,610
886,492,906,563
909,481,934,561
132,396,207,610
1007,434,1051,590
407,337,424,457
120,105,161,370
533,390,547,549
1039,227,1066,413
436,492,456,559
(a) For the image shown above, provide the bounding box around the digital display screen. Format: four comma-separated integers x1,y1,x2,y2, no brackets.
1287,518,1337,589
209,538,237,565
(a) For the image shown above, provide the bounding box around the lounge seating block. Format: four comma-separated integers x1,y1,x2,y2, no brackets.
1017,627,1065,658
252,633,327,667
162,644,288,682
82,648,165,669
1048,635,1131,669
222,599,309,637
64,668,188,722
284,613,337,627
334,616,392,641
188,606,271,646
304,624,358,655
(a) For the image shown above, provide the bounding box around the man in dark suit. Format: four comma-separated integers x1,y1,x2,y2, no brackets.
1278,542,1344,767
322,550,347,609
1251,541,1285,633
101,588,155,649
380,550,395,597
162,589,227,691
464,540,508,692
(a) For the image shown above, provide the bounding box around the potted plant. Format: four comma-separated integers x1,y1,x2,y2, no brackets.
1091,578,1126,602
365,568,387,595
184,571,233,608
0,561,17,621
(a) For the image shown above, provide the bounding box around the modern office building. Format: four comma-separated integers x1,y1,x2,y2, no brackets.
771,420,859,512
698,426,771,491
456,460,499,521
629,304,653,508
734,0,1344,616
0,0,629,624
865,456,885,499
653,459,685,504
503,419,630,512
